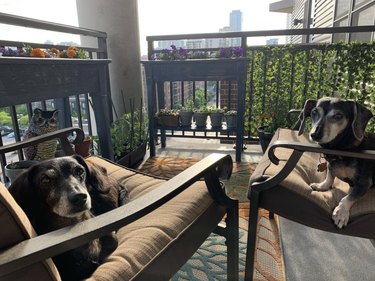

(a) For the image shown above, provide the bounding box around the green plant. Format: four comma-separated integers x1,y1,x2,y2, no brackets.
111,108,148,158
207,106,224,113
156,108,179,116
224,110,237,116
178,98,195,112
244,41,375,135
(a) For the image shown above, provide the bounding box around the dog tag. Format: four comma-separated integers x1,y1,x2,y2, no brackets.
317,162,327,172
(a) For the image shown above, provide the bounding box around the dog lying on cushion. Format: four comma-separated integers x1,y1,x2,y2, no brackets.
8,155,128,280
298,97,374,229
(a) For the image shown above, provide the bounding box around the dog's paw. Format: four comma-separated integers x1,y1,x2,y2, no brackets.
332,205,350,229
310,182,330,191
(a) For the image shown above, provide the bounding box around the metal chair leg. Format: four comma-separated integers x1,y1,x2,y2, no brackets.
226,203,239,281
244,190,260,281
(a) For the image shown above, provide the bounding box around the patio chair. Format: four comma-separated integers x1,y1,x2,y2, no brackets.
244,128,375,281
0,127,239,281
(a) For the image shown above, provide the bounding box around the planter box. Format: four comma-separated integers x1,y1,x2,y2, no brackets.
142,58,249,162
157,115,180,127
0,57,113,160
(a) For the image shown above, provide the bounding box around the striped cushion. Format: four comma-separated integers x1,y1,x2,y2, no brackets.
0,184,61,281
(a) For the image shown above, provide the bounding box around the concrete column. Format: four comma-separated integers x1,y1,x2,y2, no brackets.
76,0,143,116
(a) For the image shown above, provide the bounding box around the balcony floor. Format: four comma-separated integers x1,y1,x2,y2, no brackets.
151,137,264,163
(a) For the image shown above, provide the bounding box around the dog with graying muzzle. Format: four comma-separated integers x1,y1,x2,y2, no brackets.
298,97,375,229
8,155,128,280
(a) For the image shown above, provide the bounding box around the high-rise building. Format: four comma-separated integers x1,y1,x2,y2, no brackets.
229,10,242,47
230,10,242,32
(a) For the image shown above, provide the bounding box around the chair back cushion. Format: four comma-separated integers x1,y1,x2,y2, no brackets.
0,183,61,281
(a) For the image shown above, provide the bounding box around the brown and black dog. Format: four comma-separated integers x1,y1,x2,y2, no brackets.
299,97,374,229
8,155,128,280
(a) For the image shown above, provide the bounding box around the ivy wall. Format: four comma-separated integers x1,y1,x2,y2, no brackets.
245,41,375,135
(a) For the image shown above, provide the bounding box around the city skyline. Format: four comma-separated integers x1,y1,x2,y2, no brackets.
0,0,288,55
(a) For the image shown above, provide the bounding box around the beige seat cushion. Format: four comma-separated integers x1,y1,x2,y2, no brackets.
83,156,222,281
1,156,223,280
250,128,375,238
0,183,61,281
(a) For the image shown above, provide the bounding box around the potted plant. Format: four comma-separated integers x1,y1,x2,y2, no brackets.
111,108,148,168
208,106,224,128
74,135,92,158
178,98,194,127
224,110,237,129
193,106,209,127
155,108,180,127
5,160,38,184
256,108,300,152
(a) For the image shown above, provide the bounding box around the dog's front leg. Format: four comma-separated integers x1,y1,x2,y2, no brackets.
310,166,334,191
333,179,371,228
332,195,355,229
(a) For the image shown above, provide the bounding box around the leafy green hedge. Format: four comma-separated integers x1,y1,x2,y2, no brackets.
245,41,375,135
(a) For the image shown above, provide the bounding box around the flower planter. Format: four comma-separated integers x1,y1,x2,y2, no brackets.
225,115,237,129
5,160,38,184
209,112,224,128
116,142,147,168
257,126,275,153
194,112,209,127
74,136,92,158
157,115,180,127
179,111,193,127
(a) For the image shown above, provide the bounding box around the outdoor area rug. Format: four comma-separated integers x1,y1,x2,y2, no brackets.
138,156,285,281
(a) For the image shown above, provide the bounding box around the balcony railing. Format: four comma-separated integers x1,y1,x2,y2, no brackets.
0,12,113,182
146,26,375,143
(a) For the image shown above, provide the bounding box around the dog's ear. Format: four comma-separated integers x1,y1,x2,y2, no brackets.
8,166,40,222
351,101,373,141
298,99,317,135
73,155,110,194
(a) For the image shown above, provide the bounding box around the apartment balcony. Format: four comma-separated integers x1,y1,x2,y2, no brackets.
1,12,375,170
0,11,375,280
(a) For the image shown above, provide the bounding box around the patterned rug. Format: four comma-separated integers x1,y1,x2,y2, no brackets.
138,157,285,281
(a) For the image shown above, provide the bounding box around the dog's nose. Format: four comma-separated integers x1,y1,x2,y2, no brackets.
70,193,87,207
311,125,323,141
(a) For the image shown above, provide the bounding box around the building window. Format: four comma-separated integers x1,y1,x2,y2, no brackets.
350,4,375,42
333,17,349,43
354,0,373,9
335,0,350,18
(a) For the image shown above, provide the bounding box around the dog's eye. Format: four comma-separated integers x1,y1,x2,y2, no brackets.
74,167,85,177
41,175,51,184
333,113,344,120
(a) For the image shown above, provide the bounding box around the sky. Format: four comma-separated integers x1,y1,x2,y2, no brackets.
0,0,288,56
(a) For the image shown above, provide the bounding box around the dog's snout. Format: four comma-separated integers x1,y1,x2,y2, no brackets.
310,125,324,141
70,193,87,207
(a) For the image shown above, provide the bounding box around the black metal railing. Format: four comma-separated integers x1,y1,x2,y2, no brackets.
0,12,111,181
146,26,375,142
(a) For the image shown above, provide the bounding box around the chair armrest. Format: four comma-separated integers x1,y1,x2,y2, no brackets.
268,140,375,165
0,127,85,156
0,153,234,277
251,139,375,192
